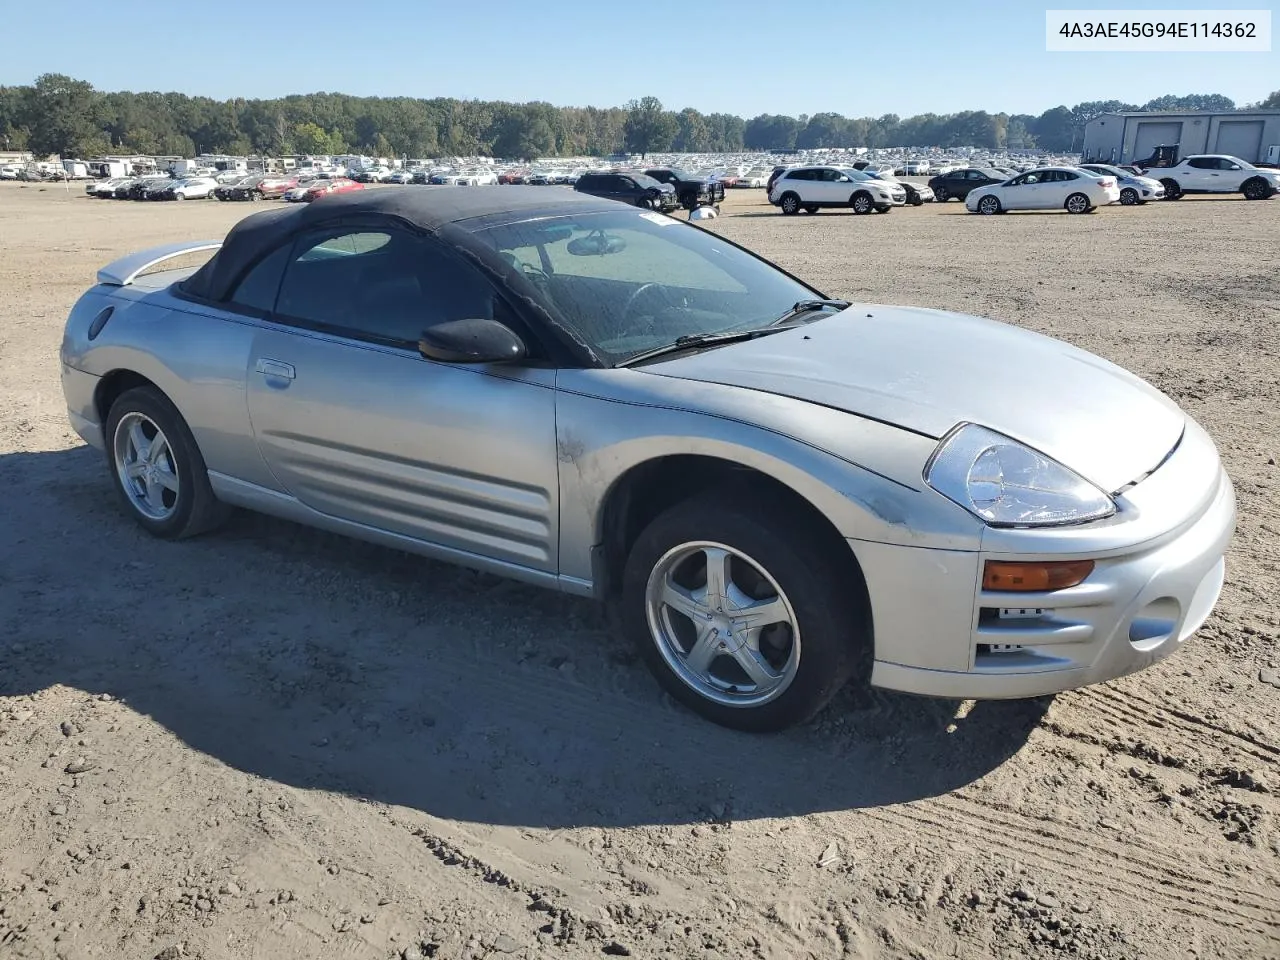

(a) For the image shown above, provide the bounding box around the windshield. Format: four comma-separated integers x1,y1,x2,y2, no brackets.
1225,156,1256,169
838,168,874,181
475,209,821,366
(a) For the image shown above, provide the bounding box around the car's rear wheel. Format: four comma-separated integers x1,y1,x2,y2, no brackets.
1161,178,1181,199
106,386,232,540
620,494,865,732
1065,192,1091,214
779,192,801,215
977,194,1001,215
850,192,873,214
1242,176,1272,200
1119,187,1139,206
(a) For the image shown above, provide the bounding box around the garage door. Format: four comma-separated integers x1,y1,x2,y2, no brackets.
1214,120,1264,164
1131,121,1183,162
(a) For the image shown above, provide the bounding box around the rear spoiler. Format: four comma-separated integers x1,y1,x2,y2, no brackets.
97,240,223,287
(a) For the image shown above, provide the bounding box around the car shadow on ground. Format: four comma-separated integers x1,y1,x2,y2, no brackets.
0,445,1048,829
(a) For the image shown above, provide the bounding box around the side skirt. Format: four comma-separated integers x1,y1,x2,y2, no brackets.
207,471,596,598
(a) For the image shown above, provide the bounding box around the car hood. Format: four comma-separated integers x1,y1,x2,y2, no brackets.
644,305,1185,493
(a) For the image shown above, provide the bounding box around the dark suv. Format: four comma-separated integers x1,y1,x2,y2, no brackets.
574,172,679,211
642,168,726,210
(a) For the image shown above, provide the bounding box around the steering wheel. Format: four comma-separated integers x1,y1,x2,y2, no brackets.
620,282,676,332
519,261,552,290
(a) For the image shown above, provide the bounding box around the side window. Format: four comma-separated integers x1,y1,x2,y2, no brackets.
1060,171,1078,181
1187,158,1212,169
1008,175,1026,186
618,177,637,191
966,170,984,180
227,243,291,313
274,227,498,345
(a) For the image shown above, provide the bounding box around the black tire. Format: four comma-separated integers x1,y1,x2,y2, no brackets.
1119,187,1139,206
874,206,890,214
976,194,1001,215
910,195,924,206
1065,192,1091,214
639,194,657,210
619,493,866,732
1242,176,1272,200
934,185,949,201
1161,178,1181,199
104,386,232,540
779,192,801,215
804,205,820,214
850,192,874,215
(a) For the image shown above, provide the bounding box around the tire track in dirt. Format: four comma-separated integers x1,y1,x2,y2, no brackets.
941,793,1278,922
1083,687,1279,761
860,798,1279,937
1057,688,1278,770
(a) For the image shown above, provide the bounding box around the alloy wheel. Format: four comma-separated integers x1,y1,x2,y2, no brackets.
113,412,180,521
644,541,800,707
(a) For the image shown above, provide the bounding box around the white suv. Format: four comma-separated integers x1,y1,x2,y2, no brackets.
1153,155,1280,201
769,166,907,215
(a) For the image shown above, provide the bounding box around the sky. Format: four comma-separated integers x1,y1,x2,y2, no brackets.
2,0,1275,117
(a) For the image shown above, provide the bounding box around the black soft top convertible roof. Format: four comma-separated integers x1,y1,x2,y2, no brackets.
180,186,619,302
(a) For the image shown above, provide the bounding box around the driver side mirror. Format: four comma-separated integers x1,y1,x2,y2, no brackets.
418,318,526,364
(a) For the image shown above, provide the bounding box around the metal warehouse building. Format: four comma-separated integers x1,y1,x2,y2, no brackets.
1082,110,1280,166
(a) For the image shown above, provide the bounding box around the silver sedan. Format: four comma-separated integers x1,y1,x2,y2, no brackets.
59,188,1235,731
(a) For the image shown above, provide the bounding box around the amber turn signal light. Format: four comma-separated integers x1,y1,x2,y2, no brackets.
982,559,1095,592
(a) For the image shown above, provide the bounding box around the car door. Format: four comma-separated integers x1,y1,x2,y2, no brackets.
807,168,838,203
960,170,985,197
242,224,561,573
999,172,1033,209
1178,158,1211,189
1035,170,1069,208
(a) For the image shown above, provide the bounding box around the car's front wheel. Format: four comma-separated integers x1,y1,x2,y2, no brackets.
620,494,866,732
106,386,232,540
850,192,874,215
1242,176,1273,200
934,185,949,201
1119,187,1139,205
976,194,1001,215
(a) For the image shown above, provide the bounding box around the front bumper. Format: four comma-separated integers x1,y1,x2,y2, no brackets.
861,424,1236,699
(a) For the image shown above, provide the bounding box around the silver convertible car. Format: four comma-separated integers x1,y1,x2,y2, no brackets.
60,188,1236,731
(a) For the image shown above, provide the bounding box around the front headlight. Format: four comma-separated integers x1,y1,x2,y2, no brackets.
924,423,1115,527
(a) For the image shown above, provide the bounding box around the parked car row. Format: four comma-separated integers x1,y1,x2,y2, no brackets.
85,175,220,200
762,154,1278,217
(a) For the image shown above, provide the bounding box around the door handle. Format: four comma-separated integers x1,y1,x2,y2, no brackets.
256,358,295,380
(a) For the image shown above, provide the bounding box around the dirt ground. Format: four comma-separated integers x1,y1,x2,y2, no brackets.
0,181,1277,960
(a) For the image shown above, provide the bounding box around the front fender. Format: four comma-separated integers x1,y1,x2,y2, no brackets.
554,369,983,585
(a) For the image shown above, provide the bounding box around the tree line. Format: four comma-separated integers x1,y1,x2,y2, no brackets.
1,74,1274,161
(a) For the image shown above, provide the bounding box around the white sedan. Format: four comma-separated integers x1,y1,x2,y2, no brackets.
966,167,1119,215
171,176,220,200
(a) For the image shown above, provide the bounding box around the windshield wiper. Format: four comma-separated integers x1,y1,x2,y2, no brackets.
770,298,850,325
616,325,800,368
